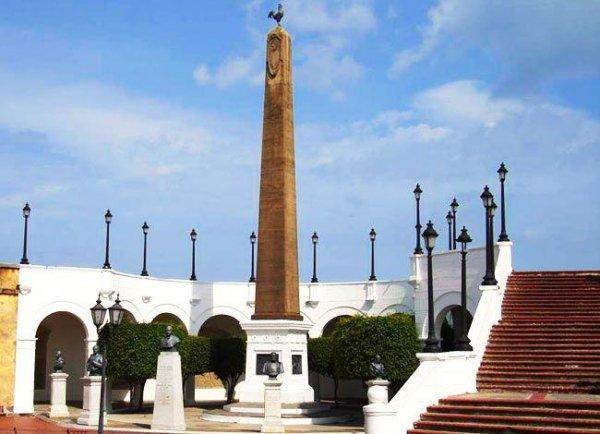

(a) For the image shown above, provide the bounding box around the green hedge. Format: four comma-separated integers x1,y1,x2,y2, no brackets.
308,336,339,404
331,313,419,392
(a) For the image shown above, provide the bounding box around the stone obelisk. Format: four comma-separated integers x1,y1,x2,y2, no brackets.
253,24,301,321
235,17,314,405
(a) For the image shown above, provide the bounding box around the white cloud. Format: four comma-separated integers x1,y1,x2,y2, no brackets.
413,80,523,128
193,54,263,88
0,70,251,180
283,0,376,34
390,0,600,89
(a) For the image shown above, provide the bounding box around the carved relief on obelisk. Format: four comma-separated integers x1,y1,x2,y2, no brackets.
253,24,302,321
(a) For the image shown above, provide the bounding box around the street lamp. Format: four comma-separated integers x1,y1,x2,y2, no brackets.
140,222,149,276
311,232,319,283
422,221,440,352
102,210,112,269
497,163,510,242
445,211,453,250
369,228,377,281
413,184,423,254
90,293,124,434
20,203,31,264
249,232,257,283
450,198,459,250
480,187,497,286
190,229,197,281
455,226,473,351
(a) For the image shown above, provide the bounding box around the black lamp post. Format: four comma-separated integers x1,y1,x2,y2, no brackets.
413,184,423,254
455,226,473,351
489,200,498,282
422,220,440,353
140,222,149,276
190,229,197,281
90,293,124,434
20,203,31,264
249,232,257,283
102,210,112,269
445,211,453,250
497,163,510,242
311,232,319,283
369,228,377,281
480,187,497,286
450,198,459,249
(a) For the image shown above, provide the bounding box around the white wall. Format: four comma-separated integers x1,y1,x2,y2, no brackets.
10,243,482,413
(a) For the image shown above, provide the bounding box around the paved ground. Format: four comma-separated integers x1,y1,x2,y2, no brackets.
14,404,365,433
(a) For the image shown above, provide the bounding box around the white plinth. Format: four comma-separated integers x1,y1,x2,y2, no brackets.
49,372,69,418
151,351,186,432
366,379,390,405
235,320,314,404
261,380,284,433
77,376,105,425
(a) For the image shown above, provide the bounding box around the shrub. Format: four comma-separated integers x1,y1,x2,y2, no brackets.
180,335,212,382
307,336,340,405
210,337,246,403
331,313,420,392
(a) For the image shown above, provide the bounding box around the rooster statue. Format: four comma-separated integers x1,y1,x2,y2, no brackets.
268,3,284,26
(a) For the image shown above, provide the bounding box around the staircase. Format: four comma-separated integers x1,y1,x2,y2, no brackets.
409,270,600,433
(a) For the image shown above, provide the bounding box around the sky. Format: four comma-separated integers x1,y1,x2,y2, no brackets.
0,0,599,282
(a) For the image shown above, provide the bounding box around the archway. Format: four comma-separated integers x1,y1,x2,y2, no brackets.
436,306,473,352
198,315,245,338
321,315,351,337
122,309,137,324
34,312,87,403
151,313,187,331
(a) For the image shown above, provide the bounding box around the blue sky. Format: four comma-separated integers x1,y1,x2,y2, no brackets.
0,0,599,281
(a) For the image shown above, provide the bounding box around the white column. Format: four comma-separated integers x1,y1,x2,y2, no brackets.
364,379,394,434
13,337,36,414
261,379,284,433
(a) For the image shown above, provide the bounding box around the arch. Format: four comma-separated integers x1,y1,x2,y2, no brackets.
191,306,250,335
311,307,365,338
151,313,187,331
34,311,87,402
198,315,245,338
31,301,95,342
117,298,143,324
378,304,413,316
321,316,351,337
147,304,190,330
436,305,474,352
418,291,476,341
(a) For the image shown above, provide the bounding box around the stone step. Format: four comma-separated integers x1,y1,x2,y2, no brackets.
420,412,600,429
202,407,356,426
413,419,600,433
478,370,600,378
427,403,600,419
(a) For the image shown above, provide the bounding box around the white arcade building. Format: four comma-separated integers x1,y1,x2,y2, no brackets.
1,239,512,415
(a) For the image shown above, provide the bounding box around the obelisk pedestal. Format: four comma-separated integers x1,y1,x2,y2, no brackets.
48,372,69,418
235,23,314,405
151,351,186,431
261,379,284,433
77,376,104,425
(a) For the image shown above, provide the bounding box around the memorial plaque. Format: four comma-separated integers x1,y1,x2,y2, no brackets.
292,355,302,375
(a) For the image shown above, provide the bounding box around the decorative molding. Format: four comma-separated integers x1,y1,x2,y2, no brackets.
1,286,20,295
99,290,115,300
17,284,31,295
189,298,201,306
141,295,152,303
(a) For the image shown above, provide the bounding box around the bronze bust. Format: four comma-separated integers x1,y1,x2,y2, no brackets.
53,350,65,373
160,325,180,352
262,352,284,380
369,354,387,379
86,345,103,376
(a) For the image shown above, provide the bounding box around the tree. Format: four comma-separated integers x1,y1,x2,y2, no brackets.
307,337,340,406
331,313,420,393
210,338,246,403
180,335,211,382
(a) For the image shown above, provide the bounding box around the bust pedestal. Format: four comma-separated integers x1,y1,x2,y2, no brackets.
235,320,314,404
48,372,69,418
261,379,284,433
151,351,186,431
363,379,395,434
77,376,105,425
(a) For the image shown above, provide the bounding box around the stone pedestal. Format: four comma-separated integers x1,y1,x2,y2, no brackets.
77,376,104,425
48,372,69,418
366,379,390,405
151,351,186,432
235,320,314,404
363,379,394,434
261,379,284,433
